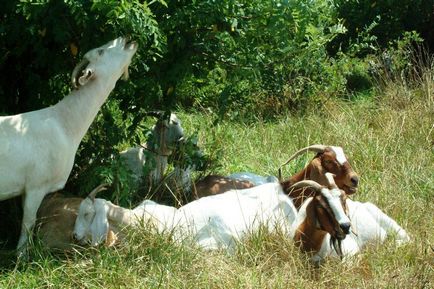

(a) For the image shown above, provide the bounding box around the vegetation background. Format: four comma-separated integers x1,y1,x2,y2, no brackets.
0,0,433,287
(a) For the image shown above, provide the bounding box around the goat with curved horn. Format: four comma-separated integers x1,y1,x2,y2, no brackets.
279,145,359,208
87,184,109,201
290,174,410,264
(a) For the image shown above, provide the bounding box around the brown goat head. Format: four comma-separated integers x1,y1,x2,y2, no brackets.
279,145,358,208
310,146,359,195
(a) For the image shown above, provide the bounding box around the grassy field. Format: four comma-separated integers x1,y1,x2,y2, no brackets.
1,73,433,288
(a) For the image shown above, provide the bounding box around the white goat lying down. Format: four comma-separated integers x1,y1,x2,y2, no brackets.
73,174,409,263
0,37,137,254
289,174,410,263
73,182,297,250
227,172,279,186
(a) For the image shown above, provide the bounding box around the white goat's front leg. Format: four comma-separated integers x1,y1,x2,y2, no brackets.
364,202,410,244
17,190,47,255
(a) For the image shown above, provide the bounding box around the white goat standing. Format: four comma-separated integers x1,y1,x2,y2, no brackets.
0,37,137,254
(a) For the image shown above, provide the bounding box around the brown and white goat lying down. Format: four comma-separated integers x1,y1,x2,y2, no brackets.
288,174,410,264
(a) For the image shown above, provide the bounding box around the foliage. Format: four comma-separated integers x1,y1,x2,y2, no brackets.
331,0,434,54
157,0,350,117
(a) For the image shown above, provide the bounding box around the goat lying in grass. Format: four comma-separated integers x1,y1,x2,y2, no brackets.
0,37,137,255
36,185,110,250
290,173,410,264
72,182,296,250
190,144,359,205
73,188,179,246
72,172,409,263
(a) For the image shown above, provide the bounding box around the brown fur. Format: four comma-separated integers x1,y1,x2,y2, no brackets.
193,175,254,199
36,193,82,250
281,148,358,209
294,193,347,255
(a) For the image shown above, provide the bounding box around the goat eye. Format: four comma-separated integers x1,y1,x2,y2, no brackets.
98,49,104,56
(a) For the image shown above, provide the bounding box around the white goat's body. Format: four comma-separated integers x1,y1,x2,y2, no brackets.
0,108,75,200
74,182,297,250
228,172,278,186
132,199,179,233
295,198,411,262
176,182,296,250
0,37,137,252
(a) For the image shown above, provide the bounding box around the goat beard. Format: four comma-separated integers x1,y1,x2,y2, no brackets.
330,236,344,259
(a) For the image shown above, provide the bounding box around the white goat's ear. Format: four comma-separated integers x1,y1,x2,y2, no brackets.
78,68,95,86
90,201,109,246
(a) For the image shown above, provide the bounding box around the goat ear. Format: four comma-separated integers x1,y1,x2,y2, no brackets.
78,68,95,86
90,201,109,246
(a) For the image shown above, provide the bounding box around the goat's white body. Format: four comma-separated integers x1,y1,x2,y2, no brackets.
228,172,279,186
74,182,297,251
132,199,179,233
0,37,137,252
296,198,411,262
119,113,183,187
176,182,297,250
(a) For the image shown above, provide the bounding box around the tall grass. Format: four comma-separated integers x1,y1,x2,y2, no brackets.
1,60,433,288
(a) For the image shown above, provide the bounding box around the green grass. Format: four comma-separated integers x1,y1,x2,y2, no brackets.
1,73,433,288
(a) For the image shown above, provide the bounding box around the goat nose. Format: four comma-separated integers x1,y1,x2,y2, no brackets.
350,176,359,187
340,222,351,234
72,233,79,242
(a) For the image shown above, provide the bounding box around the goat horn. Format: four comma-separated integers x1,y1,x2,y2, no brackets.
278,144,328,181
71,58,90,89
87,183,109,200
324,172,338,189
289,180,323,192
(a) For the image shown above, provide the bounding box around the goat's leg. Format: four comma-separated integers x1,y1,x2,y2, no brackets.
364,202,410,244
16,190,47,257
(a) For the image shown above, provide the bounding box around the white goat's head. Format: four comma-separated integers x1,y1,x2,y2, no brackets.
73,184,110,246
147,111,185,156
71,37,138,89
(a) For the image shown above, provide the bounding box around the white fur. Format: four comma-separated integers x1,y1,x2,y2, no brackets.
119,113,184,187
73,182,297,250
330,146,347,165
299,198,411,263
227,172,279,186
0,37,137,253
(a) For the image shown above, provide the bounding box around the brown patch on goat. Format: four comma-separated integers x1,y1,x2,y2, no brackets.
36,193,82,250
193,175,254,199
293,200,328,254
294,194,346,255
281,149,358,209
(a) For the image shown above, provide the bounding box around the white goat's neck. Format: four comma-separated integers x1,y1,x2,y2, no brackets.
105,201,137,226
54,77,116,147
